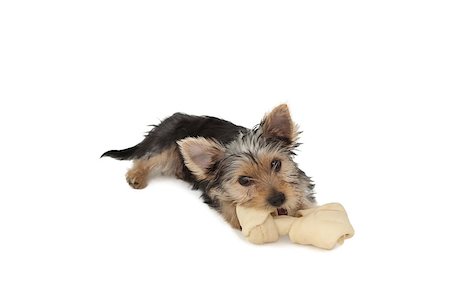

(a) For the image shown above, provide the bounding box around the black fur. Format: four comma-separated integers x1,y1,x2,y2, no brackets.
101,113,246,160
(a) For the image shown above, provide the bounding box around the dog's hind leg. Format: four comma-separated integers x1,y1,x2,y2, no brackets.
126,145,183,189
126,159,152,189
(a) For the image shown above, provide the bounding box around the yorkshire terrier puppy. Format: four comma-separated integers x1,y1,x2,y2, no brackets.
102,104,315,229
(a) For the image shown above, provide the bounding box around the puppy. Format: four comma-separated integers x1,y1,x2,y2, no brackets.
102,104,315,229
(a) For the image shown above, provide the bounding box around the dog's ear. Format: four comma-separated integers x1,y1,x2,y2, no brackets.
260,104,298,143
177,137,226,180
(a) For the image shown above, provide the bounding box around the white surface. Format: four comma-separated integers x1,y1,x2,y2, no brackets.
1,1,449,299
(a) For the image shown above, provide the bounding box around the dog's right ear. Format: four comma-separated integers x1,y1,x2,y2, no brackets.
177,137,226,181
260,104,298,144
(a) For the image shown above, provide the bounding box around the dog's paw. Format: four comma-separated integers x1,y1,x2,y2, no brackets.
126,169,148,189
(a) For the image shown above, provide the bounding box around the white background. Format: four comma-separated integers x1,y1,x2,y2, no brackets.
1,1,449,299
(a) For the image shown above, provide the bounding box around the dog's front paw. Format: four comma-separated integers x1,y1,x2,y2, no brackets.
126,169,148,189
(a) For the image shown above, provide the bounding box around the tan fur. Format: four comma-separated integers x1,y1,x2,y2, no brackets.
244,157,311,212
126,145,183,189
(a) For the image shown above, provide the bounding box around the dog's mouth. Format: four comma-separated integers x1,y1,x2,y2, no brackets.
276,207,288,215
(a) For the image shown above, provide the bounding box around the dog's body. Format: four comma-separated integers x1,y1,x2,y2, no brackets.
102,104,315,229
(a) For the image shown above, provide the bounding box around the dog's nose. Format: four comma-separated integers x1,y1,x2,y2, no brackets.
268,192,286,207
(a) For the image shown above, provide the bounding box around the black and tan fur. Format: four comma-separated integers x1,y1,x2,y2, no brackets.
102,104,315,229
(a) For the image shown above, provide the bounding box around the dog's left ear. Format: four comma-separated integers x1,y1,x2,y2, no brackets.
177,137,226,181
260,104,298,143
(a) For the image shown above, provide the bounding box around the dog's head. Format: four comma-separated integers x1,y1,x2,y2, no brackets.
178,104,315,213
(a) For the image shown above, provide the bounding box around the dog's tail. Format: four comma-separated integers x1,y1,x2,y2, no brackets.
101,145,139,160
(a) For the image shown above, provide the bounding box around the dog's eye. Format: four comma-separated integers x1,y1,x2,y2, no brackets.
271,159,282,172
238,176,253,186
